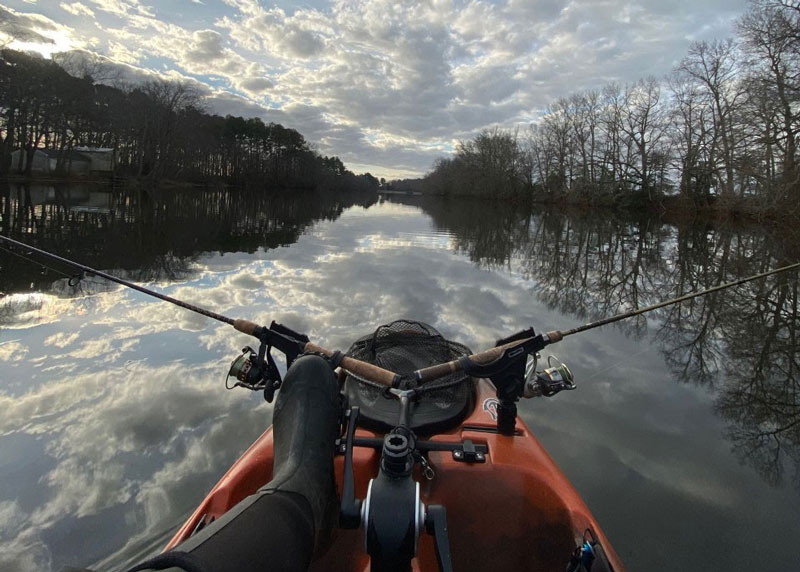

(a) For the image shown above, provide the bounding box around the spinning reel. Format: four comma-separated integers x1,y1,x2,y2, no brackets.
457,327,577,434
524,355,577,398
225,321,310,403
227,344,283,402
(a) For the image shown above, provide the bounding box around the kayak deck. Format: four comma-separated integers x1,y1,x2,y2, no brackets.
167,379,623,571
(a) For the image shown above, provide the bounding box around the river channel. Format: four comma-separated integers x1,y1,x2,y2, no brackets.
1,183,799,571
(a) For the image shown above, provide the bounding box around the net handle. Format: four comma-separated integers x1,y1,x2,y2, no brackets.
307,335,538,387
308,322,474,388
304,342,401,386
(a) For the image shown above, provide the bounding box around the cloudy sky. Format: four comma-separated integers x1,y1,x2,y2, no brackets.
0,0,749,178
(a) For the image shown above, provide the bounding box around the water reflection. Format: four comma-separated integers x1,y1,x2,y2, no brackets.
1,189,799,571
416,197,800,569
414,196,800,490
716,273,800,488
0,182,377,293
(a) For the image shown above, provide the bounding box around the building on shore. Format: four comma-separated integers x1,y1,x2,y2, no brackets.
74,147,116,173
9,147,115,175
10,149,49,173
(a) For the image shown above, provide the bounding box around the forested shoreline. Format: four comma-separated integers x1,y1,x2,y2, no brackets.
424,0,798,219
0,49,378,193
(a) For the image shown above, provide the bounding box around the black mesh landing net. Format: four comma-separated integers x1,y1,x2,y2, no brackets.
344,320,476,434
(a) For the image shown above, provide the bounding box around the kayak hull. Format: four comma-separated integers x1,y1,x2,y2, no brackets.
166,379,624,571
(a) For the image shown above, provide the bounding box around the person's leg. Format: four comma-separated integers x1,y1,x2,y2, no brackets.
126,355,341,572
260,353,341,553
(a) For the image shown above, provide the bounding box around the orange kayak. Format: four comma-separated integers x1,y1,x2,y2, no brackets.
166,375,624,571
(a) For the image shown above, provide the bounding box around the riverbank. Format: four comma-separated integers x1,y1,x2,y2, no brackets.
1,173,381,196
404,184,800,227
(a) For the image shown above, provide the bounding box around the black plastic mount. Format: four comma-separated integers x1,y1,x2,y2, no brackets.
457,328,546,435
337,398,461,572
247,322,310,402
381,427,416,477
452,439,485,463
256,321,309,367
426,505,454,572
365,463,418,569
339,407,363,529
495,327,536,347
338,436,489,459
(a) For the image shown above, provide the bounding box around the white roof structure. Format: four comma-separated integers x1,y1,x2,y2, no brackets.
74,147,115,153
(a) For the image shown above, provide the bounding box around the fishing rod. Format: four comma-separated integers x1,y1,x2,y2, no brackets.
2,234,800,388
0,234,236,326
0,234,401,388
552,260,800,340
406,260,800,383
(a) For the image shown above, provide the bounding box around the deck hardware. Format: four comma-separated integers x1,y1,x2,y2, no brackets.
452,440,485,463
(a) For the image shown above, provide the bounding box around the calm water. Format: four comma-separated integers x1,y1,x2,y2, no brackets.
1,184,799,571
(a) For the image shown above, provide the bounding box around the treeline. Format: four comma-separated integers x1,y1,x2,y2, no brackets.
426,0,798,214
0,49,378,191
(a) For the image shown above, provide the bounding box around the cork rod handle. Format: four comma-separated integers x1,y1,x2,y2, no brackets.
304,342,400,387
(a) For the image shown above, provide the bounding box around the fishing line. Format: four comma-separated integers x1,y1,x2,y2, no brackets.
581,346,654,384
0,244,78,281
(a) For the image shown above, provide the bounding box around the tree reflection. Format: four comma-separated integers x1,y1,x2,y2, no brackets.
717,270,800,488
654,221,734,387
0,182,376,295
413,197,800,489
414,196,531,268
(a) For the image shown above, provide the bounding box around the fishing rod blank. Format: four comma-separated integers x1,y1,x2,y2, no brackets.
0,234,235,326
549,260,800,341
0,235,402,385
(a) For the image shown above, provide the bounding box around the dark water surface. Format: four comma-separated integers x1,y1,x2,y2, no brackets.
1,184,799,571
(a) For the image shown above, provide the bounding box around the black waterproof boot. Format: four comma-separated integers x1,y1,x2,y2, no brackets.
260,354,341,553
125,355,341,572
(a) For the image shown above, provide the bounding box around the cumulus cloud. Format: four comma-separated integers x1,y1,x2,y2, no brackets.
2,0,751,176
43,331,80,348
85,0,151,18
0,5,58,44
218,4,327,58
235,75,273,95
60,2,95,18
0,340,28,362
184,29,224,63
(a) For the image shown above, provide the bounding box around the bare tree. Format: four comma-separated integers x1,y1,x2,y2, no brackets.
668,70,714,202
620,77,668,200
52,50,123,84
679,39,746,200
739,0,799,209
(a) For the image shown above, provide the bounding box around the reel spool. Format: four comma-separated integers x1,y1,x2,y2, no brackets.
225,345,282,402
524,355,577,398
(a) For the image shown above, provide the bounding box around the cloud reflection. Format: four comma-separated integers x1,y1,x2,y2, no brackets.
1,200,533,570
2,197,800,571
